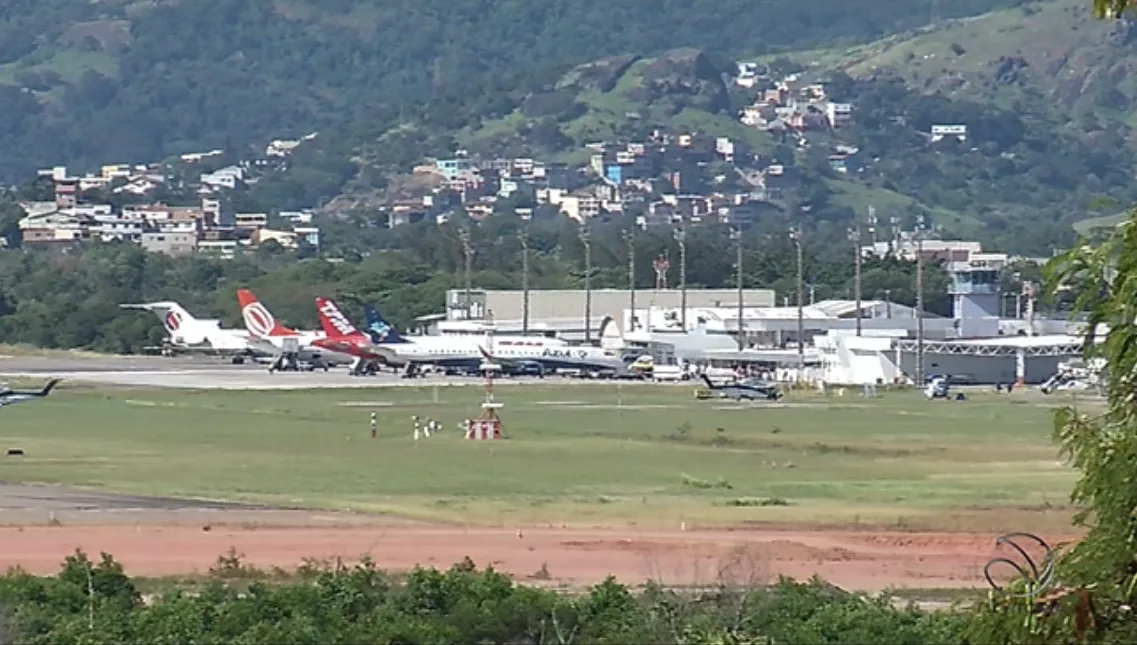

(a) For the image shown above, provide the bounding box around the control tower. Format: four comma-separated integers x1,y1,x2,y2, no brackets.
948,254,1005,338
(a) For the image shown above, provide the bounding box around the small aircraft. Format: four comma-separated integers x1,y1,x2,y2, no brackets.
0,379,62,407
698,374,782,401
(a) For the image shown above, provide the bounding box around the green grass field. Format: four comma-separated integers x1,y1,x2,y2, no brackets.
0,383,1087,530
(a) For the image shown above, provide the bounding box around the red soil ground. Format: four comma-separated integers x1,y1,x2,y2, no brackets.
0,519,1080,592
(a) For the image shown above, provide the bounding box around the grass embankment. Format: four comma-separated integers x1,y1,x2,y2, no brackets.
0,382,1084,530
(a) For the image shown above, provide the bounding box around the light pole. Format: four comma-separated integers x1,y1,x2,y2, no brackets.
458,227,473,320
849,215,864,336
915,215,926,384
732,227,744,351
884,288,892,319
674,226,687,332
790,226,804,371
579,225,592,344
519,229,530,335
623,229,636,333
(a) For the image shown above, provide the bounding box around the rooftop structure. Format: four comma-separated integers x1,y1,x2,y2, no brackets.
948,253,1007,337
443,288,776,324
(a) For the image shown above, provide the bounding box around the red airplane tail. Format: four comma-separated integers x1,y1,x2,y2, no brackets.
315,297,362,339
236,289,298,337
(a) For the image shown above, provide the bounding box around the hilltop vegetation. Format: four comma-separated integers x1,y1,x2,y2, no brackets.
0,0,1026,181
776,0,1137,241
802,0,1132,117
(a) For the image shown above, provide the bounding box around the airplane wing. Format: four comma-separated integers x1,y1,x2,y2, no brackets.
317,339,383,360
370,344,476,369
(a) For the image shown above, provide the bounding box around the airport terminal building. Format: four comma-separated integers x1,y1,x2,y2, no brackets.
422,288,777,340
417,282,1086,385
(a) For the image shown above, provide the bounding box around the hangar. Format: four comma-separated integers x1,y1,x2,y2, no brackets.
422,288,777,342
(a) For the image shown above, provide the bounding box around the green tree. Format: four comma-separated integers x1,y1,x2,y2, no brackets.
966,214,1137,643
1096,0,1131,15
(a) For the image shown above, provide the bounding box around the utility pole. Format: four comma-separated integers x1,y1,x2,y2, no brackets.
915,215,926,385
849,210,866,336
519,229,530,335
458,227,473,320
732,227,744,351
623,229,636,333
884,288,892,319
790,226,805,371
579,225,592,344
674,226,688,332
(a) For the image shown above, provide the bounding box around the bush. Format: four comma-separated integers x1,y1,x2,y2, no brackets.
0,551,970,644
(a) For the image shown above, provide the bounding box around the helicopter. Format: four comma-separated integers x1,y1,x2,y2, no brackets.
0,379,61,407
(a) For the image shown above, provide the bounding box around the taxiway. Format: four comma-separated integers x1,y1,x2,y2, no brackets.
0,355,645,390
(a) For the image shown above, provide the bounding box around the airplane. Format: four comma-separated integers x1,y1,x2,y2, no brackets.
312,297,392,376
0,379,61,407
361,307,625,375
236,289,354,372
119,302,254,361
698,374,782,401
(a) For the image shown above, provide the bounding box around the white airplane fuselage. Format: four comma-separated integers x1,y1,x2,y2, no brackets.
375,335,623,371
171,321,252,353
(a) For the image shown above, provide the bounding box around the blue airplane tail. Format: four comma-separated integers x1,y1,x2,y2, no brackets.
363,305,406,344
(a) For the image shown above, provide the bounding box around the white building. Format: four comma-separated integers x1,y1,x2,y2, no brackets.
200,166,245,191
818,331,1084,386
444,288,776,324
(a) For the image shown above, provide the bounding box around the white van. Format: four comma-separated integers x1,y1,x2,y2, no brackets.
652,365,686,382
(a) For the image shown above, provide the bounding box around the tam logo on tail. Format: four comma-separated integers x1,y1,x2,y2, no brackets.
316,298,358,337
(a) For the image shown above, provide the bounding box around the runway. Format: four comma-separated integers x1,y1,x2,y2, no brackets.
0,483,268,513
0,355,653,390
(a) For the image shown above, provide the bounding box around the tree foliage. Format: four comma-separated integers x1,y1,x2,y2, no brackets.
0,550,970,644
958,3,1137,640
961,217,1137,642
1096,0,1133,16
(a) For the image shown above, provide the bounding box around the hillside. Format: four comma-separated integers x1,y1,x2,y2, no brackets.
0,0,1027,182
793,0,1133,120
458,51,767,157
402,39,1126,252
403,50,979,237
714,0,1137,243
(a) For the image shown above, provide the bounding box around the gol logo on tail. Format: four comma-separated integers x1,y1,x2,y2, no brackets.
242,302,275,337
